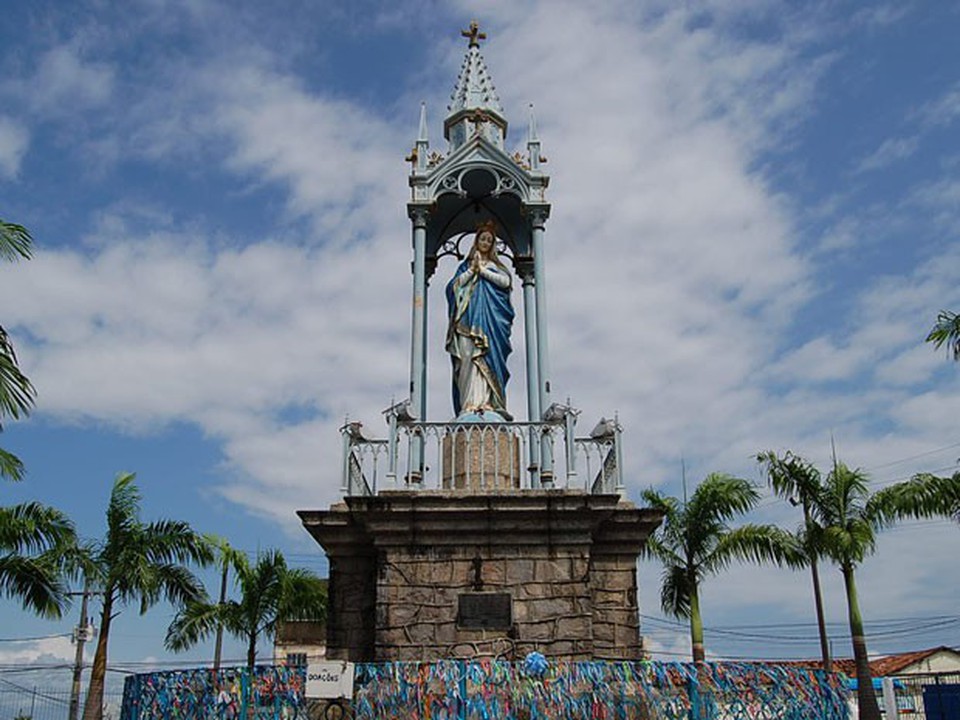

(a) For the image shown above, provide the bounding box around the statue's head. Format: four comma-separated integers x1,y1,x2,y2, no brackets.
472,219,498,259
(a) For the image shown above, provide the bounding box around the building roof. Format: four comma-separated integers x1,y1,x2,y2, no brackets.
777,646,960,677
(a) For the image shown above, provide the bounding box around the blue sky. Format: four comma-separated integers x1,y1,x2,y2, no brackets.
1,0,959,687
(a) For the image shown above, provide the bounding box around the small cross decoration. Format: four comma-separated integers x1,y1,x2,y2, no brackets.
461,20,486,48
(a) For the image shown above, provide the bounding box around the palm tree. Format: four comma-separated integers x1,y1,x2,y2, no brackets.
926,310,960,360
81,473,212,720
0,219,77,617
165,549,327,671
798,461,960,720
203,534,248,671
756,450,832,671
0,501,75,617
0,219,36,482
640,473,803,663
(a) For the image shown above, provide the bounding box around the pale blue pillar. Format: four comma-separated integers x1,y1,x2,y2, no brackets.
408,207,429,481
530,207,553,482
520,264,540,486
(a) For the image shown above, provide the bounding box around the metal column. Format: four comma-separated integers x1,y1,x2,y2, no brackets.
520,266,540,486
408,207,429,481
530,209,553,482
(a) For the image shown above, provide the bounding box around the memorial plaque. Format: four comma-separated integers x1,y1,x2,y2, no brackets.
458,592,512,629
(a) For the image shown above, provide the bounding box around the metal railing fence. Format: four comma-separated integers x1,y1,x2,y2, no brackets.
341,408,624,497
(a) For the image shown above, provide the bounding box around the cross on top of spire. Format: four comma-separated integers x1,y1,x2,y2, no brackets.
461,20,486,48
445,20,506,150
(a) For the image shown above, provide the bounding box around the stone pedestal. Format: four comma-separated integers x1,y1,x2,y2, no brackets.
441,427,521,491
299,491,662,662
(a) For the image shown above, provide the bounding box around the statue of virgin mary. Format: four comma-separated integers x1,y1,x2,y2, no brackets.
445,221,514,420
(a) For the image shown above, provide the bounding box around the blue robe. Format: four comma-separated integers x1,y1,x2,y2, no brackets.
445,258,514,417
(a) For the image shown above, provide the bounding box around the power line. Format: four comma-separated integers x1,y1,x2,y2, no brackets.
0,633,72,643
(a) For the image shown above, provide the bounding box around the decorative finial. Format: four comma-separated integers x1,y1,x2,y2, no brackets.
461,20,486,48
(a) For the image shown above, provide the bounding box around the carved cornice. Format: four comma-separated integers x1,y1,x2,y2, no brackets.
407,204,432,227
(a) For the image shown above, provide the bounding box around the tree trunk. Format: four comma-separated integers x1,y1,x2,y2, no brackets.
81,592,113,720
810,558,832,672
689,582,705,663
213,563,229,671
688,582,707,720
803,501,832,673
245,635,258,720
247,633,257,671
842,564,880,720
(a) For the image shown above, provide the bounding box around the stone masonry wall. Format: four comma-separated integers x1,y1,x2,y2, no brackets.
300,491,663,663
325,552,376,661
589,552,642,659
376,545,595,661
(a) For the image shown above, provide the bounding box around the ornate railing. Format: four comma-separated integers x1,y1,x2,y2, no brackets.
340,403,624,497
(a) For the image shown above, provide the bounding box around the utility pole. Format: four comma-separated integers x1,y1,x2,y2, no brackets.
69,582,97,720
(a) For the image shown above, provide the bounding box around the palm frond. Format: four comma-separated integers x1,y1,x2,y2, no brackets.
640,536,685,568
659,564,691,619
757,450,822,505
819,520,875,566
867,472,960,527
106,472,142,545
0,553,67,618
144,521,213,566
0,326,36,423
0,502,74,552
0,447,26,482
0,221,32,261
707,524,806,573
165,601,223,652
687,473,759,527
926,310,960,360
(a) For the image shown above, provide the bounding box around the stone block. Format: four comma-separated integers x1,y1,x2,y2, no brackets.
388,604,420,626
615,623,640,648
480,558,505,585
556,616,591,639
405,622,438,645
534,558,572,582
592,588,627,606
526,596,575,618
505,558,535,584
517,619,554,641
593,621,614,643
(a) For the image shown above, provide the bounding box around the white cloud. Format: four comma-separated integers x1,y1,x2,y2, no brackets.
917,81,960,129
2,2,959,649
0,115,29,179
26,44,115,115
0,635,76,665
856,135,920,173
2,2,824,520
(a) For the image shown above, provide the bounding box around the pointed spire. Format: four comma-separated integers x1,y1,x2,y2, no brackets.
408,102,429,175
527,104,539,142
527,103,542,173
444,21,507,150
418,102,428,141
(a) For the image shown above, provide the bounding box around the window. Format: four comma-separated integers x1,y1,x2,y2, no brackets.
286,652,308,668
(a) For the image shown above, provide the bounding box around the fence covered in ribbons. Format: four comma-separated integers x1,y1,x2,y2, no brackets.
121,660,848,720
121,665,306,719
352,660,848,719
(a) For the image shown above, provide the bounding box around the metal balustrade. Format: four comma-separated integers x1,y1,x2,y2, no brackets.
340,405,624,497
